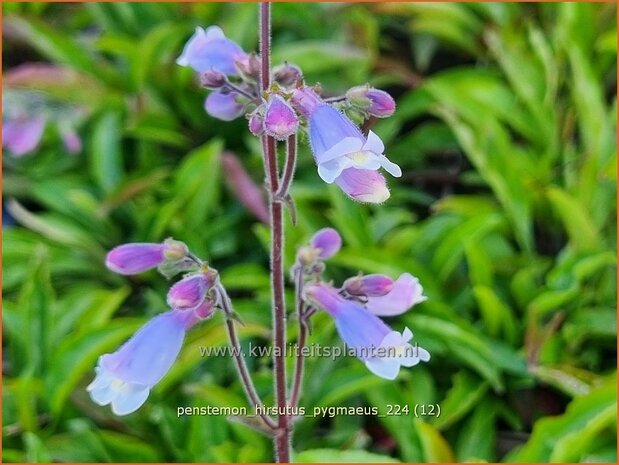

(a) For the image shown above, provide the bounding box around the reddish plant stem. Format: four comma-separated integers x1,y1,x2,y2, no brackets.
217,283,277,430
289,267,307,408
260,2,291,462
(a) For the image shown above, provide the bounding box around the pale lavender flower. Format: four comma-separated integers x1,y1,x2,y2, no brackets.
305,282,430,380
177,26,247,75
87,309,198,415
310,227,342,259
263,95,298,140
365,273,427,316
344,274,394,297
167,270,217,311
308,105,401,183
205,92,246,121
2,115,46,157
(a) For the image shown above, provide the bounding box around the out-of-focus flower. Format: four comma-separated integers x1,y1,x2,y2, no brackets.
200,69,227,89
344,274,394,297
59,125,82,154
263,95,298,140
365,273,427,316
177,26,247,75
2,115,46,157
305,282,430,380
87,309,197,415
106,240,188,275
346,85,396,118
205,92,246,121
222,151,269,223
167,269,217,311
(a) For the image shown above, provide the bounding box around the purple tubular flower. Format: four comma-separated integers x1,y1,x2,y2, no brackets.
310,227,342,259
305,283,430,380
176,26,247,75
263,95,299,140
167,270,217,311
205,92,246,121
365,273,427,316
2,116,46,157
106,243,166,275
344,274,394,297
87,309,197,415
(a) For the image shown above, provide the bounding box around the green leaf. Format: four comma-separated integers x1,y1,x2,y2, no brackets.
90,112,124,194
295,448,399,463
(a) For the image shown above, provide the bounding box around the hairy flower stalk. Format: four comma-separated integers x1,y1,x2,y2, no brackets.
260,3,292,461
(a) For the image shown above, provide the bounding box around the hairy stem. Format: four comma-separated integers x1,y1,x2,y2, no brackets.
289,267,307,408
260,2,292,462
217,283,277,430
276,134,297,198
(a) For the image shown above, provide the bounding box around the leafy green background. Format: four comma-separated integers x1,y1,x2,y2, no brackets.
2,2,617,463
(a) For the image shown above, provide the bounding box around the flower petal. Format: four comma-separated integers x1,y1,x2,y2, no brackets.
363,130,385,154
365,273,427,316
110,384,150,416
365,357,400,380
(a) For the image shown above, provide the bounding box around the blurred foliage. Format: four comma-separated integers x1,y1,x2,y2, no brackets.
2,2,617,463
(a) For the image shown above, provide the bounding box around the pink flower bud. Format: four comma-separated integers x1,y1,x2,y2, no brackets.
222,152,269,223
167,270,217,311
106,243,166,275
263,95,299,140
248,110,265,136
310,228,342,259
346,85,396,118
344,274,394,297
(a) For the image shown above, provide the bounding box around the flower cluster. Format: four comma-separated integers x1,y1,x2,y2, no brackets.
88,239,218,415
297,228,430,380
177,26,401,203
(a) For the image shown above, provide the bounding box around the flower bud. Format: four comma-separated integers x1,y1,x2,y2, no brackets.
344,274,394,297
106,243,166,275
163,238,189,261
236,53,261,78
273,63,303,87
167,269,217,311
290,86,323,118
248,109,265,136
263,95,299,140
194,298,216,320
310,228,342,260
200,69,227,88
346,85,395,118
